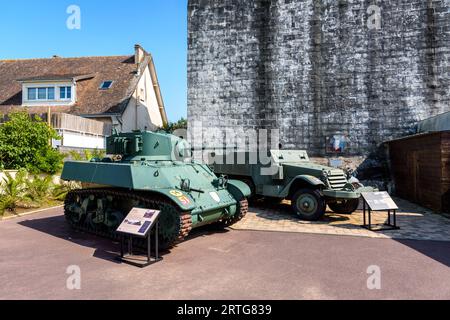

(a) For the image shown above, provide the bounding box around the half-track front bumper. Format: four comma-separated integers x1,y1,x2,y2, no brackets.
323,186,377,200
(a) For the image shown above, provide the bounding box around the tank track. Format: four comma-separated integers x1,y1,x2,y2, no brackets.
64,188,193,250
220,199,249,227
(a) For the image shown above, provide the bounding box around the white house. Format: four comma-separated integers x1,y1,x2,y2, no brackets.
0,45,168,149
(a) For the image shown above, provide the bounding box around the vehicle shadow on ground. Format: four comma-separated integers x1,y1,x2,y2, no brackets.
395,239,450,267
18,214,228,264
249,198,450,267
19,215,128,264
250,199,353,224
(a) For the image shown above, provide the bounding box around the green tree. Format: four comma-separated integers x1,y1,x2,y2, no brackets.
163,118,188,134
0,113,64,174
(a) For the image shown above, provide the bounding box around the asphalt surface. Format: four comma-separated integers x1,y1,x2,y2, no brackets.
0,207,449,300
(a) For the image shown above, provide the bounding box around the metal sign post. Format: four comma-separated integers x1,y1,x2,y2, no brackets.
361,192,401,232
116,208,162,268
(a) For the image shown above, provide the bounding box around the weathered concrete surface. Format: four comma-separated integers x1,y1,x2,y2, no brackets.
233,197,450,241
187,0,450,178
0,207,449,300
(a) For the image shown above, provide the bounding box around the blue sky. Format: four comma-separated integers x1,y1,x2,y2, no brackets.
0,0,188,122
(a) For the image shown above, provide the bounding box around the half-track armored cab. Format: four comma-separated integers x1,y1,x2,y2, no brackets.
61,131,251,249
211,150,375,221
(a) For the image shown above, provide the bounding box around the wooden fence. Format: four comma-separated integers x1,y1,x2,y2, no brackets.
0,112,112,136
50,113,112,136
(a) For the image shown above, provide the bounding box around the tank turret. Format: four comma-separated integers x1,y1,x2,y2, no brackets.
105,131,191,161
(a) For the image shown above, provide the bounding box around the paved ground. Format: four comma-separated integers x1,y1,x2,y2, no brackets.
233,198,450,241
0,207,450,300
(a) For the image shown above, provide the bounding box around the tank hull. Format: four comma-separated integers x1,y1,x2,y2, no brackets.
61,131,251,249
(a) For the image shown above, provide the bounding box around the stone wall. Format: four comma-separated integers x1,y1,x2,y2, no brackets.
187,0,450,182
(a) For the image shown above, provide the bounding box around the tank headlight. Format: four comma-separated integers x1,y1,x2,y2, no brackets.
219,175,228,188
180,179,191,192
345,167,354,179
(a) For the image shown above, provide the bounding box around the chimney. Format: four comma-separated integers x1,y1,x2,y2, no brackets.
135,44,145,65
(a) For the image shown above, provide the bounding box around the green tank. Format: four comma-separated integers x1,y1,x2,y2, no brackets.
61,131,251,249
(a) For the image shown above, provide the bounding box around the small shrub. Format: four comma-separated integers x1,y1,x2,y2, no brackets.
0,196,18,214
51,181,81,201
24,174,54,204
67,150,84,161
67,149,106,162
89,149,106,161
0,170,27,213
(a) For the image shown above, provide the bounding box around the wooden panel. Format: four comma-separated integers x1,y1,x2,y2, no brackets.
0,112,112,136
388,132,446,213
51,113,112,136
442,183,450,213
442,132,450,184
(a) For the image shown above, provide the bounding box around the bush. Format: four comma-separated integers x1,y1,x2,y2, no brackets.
162,118,187,134
0,170,27,213
51,181,80,201
0,113,64,174
24,174,54,204
66,148,106,161
83,149,106,161
0,170,80,215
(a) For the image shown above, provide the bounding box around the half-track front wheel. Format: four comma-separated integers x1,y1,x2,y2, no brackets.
328,199,360,215
291,189,326,221
64,189,192,250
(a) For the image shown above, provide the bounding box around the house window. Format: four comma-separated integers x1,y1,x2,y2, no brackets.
28,88,37,100
48,87,55,100
28,87,55,101
38,88,47,99
60,86,72,100
100,81,113,90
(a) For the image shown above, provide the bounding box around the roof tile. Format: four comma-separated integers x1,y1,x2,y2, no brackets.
0,55,140,115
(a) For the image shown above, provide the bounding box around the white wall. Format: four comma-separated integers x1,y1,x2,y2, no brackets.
0,170,19,183
121,65,164,132
55,130,106,149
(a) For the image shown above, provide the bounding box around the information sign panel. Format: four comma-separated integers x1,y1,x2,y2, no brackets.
361,192,399,211
117,208,161,238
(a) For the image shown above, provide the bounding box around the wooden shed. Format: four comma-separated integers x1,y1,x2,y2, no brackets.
386,131,449,213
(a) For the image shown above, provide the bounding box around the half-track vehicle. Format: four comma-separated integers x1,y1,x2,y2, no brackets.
61,131,251,249
211,150,375,221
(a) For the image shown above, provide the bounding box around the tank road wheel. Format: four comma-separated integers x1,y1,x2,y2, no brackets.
64,191,85,227
157,203,193,250
218,199,249,228
291,189,326,221
64,189,193,250
328,199,360,215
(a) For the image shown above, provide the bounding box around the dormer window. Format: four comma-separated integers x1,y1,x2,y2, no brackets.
60,86,72,100
22,83,76,106
27,88,36,100
27,87,55,101
100,81,113,90
18,74,94,107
